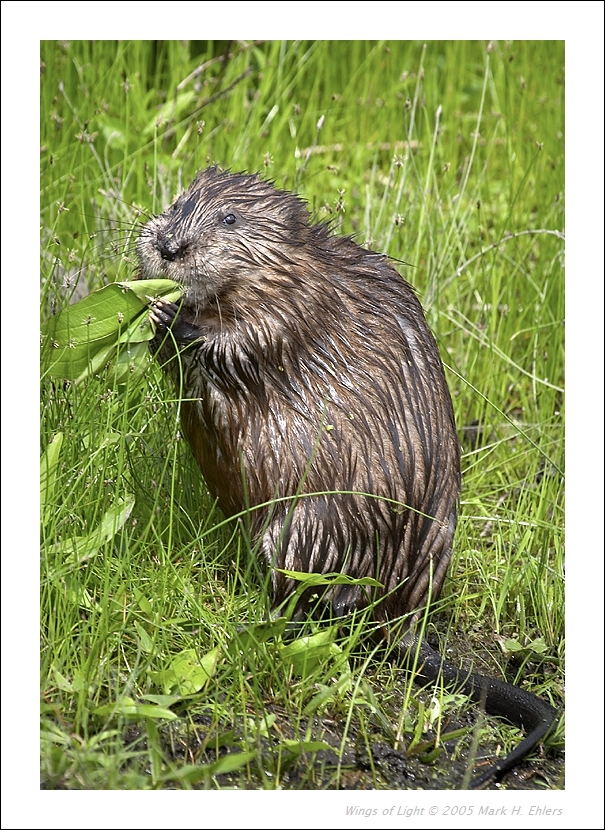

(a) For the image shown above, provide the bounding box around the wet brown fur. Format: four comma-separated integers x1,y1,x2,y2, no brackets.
137,167,459,624
137,167,555,787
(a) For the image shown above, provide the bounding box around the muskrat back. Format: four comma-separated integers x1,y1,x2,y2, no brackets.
137,166,460,624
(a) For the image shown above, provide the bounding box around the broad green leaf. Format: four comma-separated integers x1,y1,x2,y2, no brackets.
64,575,99,611
94,495,136,542
278,739,333,757
135,590,153,615
51,495,135,570
41,279,182,382
158,765,213,785
155,647,220,695
110,339,153,385
503,636,549,656
157,750,257,785
228,617,288,655
280,626,342,677
275,568,382,589
244,714,276,740
207,751,256,776
93,696,178,721
116,279,183,305
303,670,354,715
52,668,74,693
40,728,72,747
42,283,144,344
135,622,154,654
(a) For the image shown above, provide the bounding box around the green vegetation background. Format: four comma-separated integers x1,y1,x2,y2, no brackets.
40,40,564,790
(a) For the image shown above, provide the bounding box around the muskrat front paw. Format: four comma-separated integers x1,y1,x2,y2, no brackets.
149,296,180,329
149,298,201,344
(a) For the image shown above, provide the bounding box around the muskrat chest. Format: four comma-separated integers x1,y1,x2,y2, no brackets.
137,166,460,621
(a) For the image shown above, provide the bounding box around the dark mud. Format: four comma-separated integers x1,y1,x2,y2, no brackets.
116,701,562,791
110,666,563,792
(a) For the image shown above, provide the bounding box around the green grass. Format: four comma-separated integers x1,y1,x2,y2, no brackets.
39,40,564,790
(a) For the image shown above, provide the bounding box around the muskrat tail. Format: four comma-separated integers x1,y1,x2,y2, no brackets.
397,636,558,789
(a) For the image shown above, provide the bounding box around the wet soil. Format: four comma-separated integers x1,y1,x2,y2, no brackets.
112,671,564,791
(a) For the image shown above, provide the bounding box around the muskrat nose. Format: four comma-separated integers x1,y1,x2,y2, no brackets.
157,231,189,262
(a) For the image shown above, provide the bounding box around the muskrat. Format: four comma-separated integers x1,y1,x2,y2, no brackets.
137,166,557,788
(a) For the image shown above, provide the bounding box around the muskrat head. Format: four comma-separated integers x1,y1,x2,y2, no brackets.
136,167,317,313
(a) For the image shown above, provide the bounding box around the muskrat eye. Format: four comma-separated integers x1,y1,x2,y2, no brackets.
223,213,237,226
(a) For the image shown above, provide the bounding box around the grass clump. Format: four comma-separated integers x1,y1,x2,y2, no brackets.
40,39,564,790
